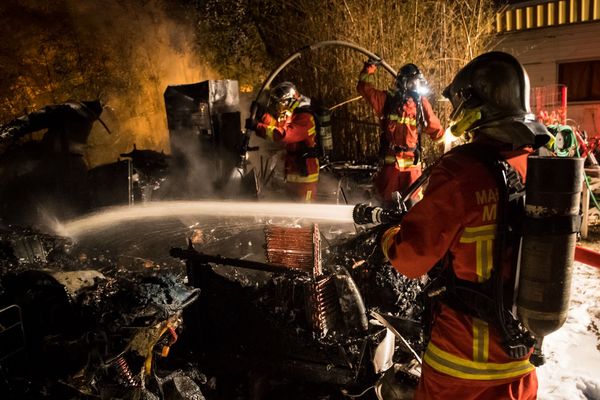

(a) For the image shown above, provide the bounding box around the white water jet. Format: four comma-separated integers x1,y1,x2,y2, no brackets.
56,201,355,238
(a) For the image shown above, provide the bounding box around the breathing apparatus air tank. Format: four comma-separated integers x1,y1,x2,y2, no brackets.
316,108,333,159
517,156,584,339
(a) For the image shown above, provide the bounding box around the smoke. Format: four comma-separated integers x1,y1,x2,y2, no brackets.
70,0,217,167
0,0,217,167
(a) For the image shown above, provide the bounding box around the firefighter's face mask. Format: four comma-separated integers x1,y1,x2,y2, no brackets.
407,76,429,96
397,75,429,98
449,106,482,138
277,109,292,123
271,96,295,116
269,82,298,116
272,98,285,114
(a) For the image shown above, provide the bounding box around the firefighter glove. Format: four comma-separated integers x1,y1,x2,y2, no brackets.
353,203,405,225
380,226,401,262
366,57,382,67
364,57,381,74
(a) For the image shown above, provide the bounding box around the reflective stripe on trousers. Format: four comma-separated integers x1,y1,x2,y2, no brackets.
286,172,319,183
424,342,534,381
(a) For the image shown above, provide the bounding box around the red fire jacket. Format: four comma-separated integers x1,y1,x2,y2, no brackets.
254,100,319,185
357,64,443,163
381,141,537,399
357,65,444,202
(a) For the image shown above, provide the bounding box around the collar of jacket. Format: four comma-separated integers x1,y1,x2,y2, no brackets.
471,116,551,150
289,95,312,113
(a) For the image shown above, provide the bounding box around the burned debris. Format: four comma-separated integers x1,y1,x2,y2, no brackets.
0,80,256,232
0,76,424,399
0,227,204,399
0,101,105,225
170,223,424,398
0,0,595,395
0,217,424,399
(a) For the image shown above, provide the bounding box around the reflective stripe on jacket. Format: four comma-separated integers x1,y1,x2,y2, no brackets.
357,64,443,161
424,341,534,380
381,141,535,381
255,98,319,181
286,171,319,183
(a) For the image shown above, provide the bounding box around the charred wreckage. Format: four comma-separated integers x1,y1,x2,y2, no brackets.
0,77,421,399
0,221,426,399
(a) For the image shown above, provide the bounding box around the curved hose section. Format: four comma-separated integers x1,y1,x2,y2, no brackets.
252,40,397,118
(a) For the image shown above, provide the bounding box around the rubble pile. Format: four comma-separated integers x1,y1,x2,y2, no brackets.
0,222,425,399
0,227,204,399
327,228,425,321
173,223,424,398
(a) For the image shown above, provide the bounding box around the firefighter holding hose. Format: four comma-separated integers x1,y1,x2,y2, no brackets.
354,52,557,399
246,82,319,202
357,60,444,206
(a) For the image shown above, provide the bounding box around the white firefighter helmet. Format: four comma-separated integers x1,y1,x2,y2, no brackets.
269,81,299,114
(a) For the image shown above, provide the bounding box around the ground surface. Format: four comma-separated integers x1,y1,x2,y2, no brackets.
537,226,600,400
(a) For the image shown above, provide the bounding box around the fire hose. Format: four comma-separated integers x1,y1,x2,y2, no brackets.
575,245,600,269
350,168,600,271
248,40,397,123
352,164,434,225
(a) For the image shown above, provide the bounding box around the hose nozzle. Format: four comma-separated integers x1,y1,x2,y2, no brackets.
353,203,404,225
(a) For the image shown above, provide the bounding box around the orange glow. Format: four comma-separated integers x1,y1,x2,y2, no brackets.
0,1,218,168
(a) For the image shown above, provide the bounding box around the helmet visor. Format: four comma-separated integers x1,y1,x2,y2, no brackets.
408,76,429,96
398,74,429,96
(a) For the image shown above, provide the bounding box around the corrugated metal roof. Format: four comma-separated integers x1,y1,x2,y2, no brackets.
496,0,600,33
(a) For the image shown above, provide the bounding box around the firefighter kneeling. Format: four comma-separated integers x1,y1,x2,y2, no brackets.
354,52,583,399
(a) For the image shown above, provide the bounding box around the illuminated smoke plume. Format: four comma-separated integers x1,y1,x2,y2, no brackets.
0,0,216,166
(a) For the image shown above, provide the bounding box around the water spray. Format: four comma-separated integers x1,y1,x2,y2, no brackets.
56,201,355,238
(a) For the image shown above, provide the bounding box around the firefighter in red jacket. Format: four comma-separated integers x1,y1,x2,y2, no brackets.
360,52,551,399
246,82,319,202
357,61,444,205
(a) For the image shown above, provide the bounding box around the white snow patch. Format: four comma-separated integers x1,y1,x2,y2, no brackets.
537,262,600,400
